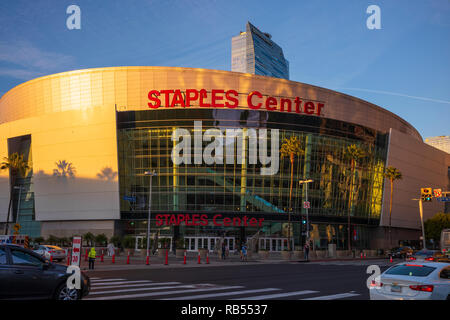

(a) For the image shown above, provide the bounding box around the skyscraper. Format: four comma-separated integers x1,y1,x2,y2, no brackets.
424,136,450,154
231,22,289,79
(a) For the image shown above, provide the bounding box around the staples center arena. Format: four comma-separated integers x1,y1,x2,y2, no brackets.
0,67,447,252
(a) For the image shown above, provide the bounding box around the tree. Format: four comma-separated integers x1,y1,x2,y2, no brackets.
384,166,403,247
1,153,30,235
53,160,76,178
83,232,95,247
424,213,450,246
280,136,305,251
46,235,60,245
345,144,366,251
95,233,108,247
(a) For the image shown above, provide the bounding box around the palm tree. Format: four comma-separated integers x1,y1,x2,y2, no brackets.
53,160,76,178
280,136,304,251
384,166,402,247
1,153,30,235
345,144,366,251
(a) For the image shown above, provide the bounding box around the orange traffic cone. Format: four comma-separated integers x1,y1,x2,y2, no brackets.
389,255,393,263
50,255,53,263
183,251,186,265
112,254,115,264
126,251,130,264
197,251,201,264
67,255,71,266
146,255,149,265
206,252,210,264
165,250,168,265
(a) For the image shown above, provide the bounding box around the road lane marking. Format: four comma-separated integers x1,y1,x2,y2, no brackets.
85,286,245,300
231,290,319,300
90,282,181,290
302,293,360,300
89,285,196,295
162,288,281,300
91,280,151,286
90,278,125,282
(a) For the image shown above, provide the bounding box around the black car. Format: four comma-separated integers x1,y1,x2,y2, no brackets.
0,244,90,300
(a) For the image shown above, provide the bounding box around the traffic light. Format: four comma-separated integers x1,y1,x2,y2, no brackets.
421,188,432,202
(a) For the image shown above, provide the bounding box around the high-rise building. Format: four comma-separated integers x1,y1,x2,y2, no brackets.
424,136,450,154
231,22,289,79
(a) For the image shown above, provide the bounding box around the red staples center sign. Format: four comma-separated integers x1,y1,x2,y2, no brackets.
148,89,325,116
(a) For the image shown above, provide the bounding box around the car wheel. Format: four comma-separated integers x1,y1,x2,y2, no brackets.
55,283,80,300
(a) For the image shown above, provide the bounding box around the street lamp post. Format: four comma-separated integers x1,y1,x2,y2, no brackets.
299,179,313,242
412,198,426,249
145,170,157,260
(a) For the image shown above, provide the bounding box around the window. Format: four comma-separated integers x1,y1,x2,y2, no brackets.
0,248,7,264
440,268,450,279
11,249,43,267
385,265,436,277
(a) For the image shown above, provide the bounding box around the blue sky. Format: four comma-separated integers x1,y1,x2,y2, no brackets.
0,0,448,138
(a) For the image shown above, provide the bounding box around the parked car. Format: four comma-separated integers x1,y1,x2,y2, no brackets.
370,262,450,300
409,249,440,262
33,245,66,262
0,244,90,300
387,246,413,259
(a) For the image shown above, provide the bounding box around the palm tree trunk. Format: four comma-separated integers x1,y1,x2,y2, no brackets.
288,153,294,251
389,179,393,248
4,173,16,235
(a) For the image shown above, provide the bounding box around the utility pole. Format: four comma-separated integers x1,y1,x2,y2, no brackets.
145,170,157,261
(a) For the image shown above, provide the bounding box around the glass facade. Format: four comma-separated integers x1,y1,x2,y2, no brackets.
7,135,40,238
117,109,388,250
232,22,289,79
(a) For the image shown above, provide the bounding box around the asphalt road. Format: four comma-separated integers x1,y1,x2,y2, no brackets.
84,260,391,300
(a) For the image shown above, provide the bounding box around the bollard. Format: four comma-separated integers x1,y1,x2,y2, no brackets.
101,252,104,262
112,254,115,264
165,249,168,265
85,249,88,261
206,251,209,264
67,255,71,266
183,250,186,265
389,255,393,263
50,255,53,263
126,251,130,264
146,255,150,265
197,251,201,264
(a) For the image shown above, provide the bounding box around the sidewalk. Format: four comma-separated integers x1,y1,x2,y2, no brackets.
71,252,388,271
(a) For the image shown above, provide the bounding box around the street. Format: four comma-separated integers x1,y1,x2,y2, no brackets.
83,260,391,300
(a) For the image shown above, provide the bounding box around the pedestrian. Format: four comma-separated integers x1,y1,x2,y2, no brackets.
221,241,226,260
241,243,247,262
304,242,310,261
88,247,96,270
107,242,115,256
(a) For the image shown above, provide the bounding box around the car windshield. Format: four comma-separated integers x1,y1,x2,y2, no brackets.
385,265,436,277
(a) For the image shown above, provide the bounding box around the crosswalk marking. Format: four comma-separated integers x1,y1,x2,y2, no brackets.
85,285,245,300
231,290,318,300
90,282,181,290
162,288,281,300
301,293,360,300
89,285,196,295
91,280,151,286
85,278,362,301
90,278,125,283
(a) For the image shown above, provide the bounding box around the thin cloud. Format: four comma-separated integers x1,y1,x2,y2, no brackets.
337,87,450,105
0,41,75,81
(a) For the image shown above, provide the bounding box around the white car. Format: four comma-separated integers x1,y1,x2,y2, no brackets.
33,245,67,262
370,262,450,300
